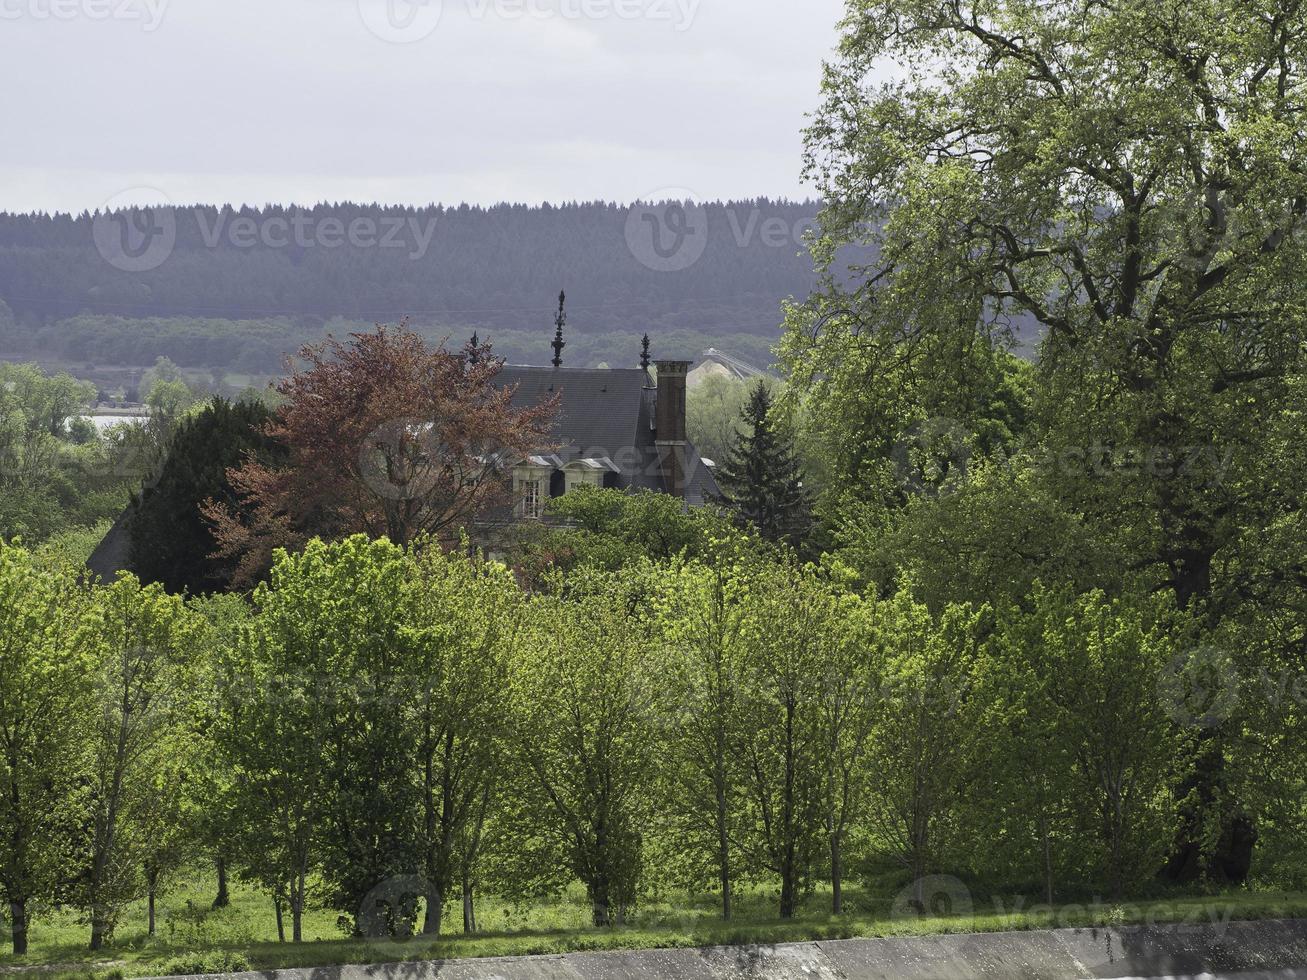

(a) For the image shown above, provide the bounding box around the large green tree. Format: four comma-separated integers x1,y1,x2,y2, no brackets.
0,543,95,955
400,547,520,936
81,576,200,950
505,569,659,927
792,0,1307,881
652,553,754,919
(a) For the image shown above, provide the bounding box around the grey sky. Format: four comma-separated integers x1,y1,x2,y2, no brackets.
1,0,847,214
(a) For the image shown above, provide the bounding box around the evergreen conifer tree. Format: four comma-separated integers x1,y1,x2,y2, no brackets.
717,382,811,546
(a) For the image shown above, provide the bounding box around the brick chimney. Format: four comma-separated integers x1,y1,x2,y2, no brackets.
655,360,691,497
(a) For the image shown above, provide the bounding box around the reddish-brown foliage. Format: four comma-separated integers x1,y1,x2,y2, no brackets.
203,324,557,585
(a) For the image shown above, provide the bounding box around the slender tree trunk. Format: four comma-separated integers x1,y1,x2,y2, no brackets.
274,893,285,943
213,856,230,909
292,865,306,943
9,899,28,956
148,884,157,937
830,831,843,915
1039,811,1054,906
715,748,732,920
717,831,732,921
779,855,797,920
778,698,798,920
90,675,134,952
461,874,475,933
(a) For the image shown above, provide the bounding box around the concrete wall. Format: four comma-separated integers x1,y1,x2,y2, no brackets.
153,918,1307,980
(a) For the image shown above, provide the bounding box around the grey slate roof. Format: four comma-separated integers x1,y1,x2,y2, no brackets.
496,364,719,502
86,507,133,582
498,366,652,461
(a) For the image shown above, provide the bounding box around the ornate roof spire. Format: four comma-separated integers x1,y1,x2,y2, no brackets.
552,290,566,368
640,334,651,371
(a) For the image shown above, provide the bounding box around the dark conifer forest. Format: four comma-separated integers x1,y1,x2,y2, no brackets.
0,200,828,373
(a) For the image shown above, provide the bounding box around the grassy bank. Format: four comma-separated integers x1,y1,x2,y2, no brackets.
3,874,1305,978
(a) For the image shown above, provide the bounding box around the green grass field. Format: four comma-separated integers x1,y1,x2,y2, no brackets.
3,872,1305,979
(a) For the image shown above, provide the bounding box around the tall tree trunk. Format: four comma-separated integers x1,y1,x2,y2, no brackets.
147,880,157,937
461,874,475,933
1040,812,1054,906
9,899,27,956
715,753,732,920
422,887,443,937
213,856,230,909
778,698,798,920
590,876,611,927
292,865,306,943
90,915,109,951
90,676,134,952
778,856,797,920
274,893,285,943
830,831,843,915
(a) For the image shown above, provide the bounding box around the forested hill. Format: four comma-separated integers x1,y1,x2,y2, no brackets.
0,200,823,334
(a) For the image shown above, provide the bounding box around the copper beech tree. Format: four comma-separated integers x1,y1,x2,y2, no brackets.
204,325,557,584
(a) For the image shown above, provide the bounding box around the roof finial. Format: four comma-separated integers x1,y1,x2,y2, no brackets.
640,334,651,371
552,290,566,368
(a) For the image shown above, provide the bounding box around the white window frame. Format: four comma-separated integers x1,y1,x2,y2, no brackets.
514,463,552,520
522,478,542,519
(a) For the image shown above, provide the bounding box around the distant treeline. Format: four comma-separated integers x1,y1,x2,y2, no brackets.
0,200,827,334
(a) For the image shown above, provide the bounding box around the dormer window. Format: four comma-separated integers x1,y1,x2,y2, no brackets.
563,457,621,495
512,456,557,520
521,478,543,520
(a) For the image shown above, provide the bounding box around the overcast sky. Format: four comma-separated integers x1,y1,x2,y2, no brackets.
1,0,847,214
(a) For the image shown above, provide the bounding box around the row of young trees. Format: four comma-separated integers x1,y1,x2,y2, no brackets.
4,516,1300,954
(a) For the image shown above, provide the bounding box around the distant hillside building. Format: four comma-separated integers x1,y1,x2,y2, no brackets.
496,295,718,518
687,348,769,389
87,298,718,581
495,359,718,517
